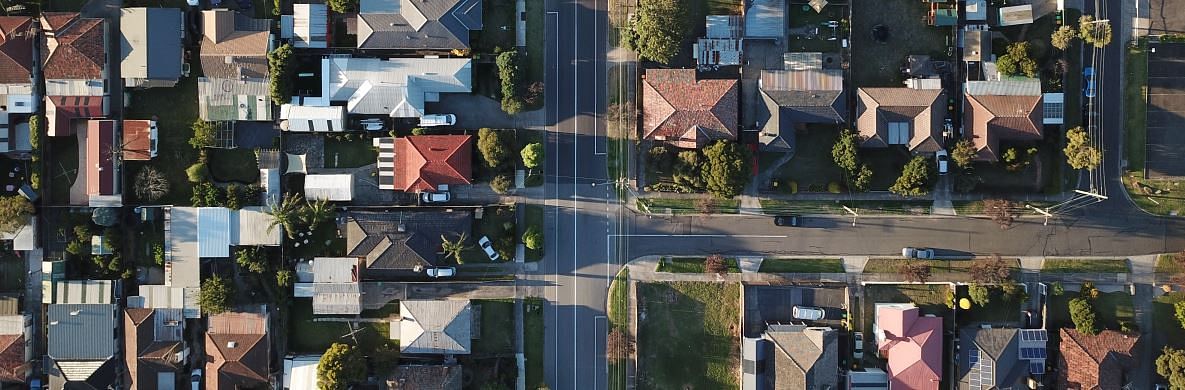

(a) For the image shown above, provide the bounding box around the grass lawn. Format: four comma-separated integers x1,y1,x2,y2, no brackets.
1046,291,1134,331
757,258,844,273
768,125,846,192
1041,258,1130,273
125,64,201,205
207,148,259,183
636,197,740,214
863,258,1019,279
760,199,932,215
1156,254,1184,275
952,200,1055,215
954,285,1024,325
608,268,629,390
1153,292,1185,348
524,0,545,110
1125,39,1148,172
463,206,516,263
1124,170,1185,216
523,204,544,261
288,299,398,354
472,299,516,354
655,257,741,273
323,137,377,169
524,298,546,389
0,251,23,291
47,136,78,205
786,4,846,52
850,0,951,87
969,141,1053,194
285,222,346,260
862,146,913,190
637,282,739,389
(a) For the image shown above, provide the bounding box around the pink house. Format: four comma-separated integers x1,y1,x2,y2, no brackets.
875,304,943,390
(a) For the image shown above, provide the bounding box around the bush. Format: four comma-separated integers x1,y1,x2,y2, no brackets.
477,128,509,168
701,140,750,199
325,0,356,13
649,146,673,173
496,50,526,114
827,182,842,193
522,226,543,250
28,115,41,150
186,162,209,183
889,156,932,196
189,121,216,149
153,243,165,265
1156,347,1185,389
704,254,727,274
1174,301,1185,331
491,174,513,194
268,44,294,104
411,127,429,136
968,284,991,306
521,142,544,169
1069,297,1098,335
898,261,932,283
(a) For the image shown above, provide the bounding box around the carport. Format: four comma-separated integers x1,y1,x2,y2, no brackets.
1145,42,1185,178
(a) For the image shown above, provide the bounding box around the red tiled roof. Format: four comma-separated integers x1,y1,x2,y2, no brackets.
0,17,34,84
124,309,185,390
87,120,116,197
206,312,269,390
877,306,942,390
0,334,25,383
855,88,946,153
964,92,1044,161
47,95,104,136
41,13,105,80
1058,329,1139,390
641,69,738,148
393,135,473,192
122,120,154,161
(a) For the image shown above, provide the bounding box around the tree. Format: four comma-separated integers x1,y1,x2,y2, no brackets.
325,0,356,13
199,276,234,315
1064,126,1102,170
477,128,509,168
1069,297,1099,335
134,166,169,202
890,156,931,196
91,207,119,227
704,254,727,274
983,199,1018,229
1175,301,1185,331
0,196,33,234
186,162,208,183
898,261,932,283
832,129,861,173
189,121,216,149
267,44,294,104
300,198,335,228
951,139,977,169
701,140,751,199
996,42,1040,78
266,194,304,239
1051,281,1065,296
850,164,873,192
235,246,267,273
1079,15,1112,47
490,174,513,194
1052,25,1078,50
606,328,633,358
970,255,1013,284
440,232,471,264
1157,347,1185,390
522,142,544,170
316,343,365,390
628,0,688,64
522,226,544,251
497,50,526,114
968,284,992,306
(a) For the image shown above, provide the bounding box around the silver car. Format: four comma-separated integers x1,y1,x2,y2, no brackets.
902,247,936,259
478,236,501,262
792,305,825,321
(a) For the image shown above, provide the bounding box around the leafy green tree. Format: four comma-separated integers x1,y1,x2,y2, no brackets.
522,226,544,251
1052,25,1078,50
186,162,208,183
154,243,165,265
317,343,365,390
0,196,33,234
1157,347,1185,390
189,121,217,149
1174,301,1185,331
951,139,977,169
266,194,304,239
267,44,294,104
889,156,931,196
497,50,525,114
325,0,356,13
1069,297,1098,335
440,232,471,264
850,164,873,192
1064,126,1102,170
968,284,991,306
701,140,750,199
490,174,513,194
199,276,234,315
300,198,335,229
276,270,293,287
235,246,267,273
477,128,509,168
832,129,861,172
1079,15,1112,46
996,42,1039,77
628,0,688,64
521,142,544,170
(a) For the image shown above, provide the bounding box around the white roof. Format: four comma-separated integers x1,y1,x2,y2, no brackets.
293,283,314,297
0,315,24,335
166,207,202,288
966,0,987,21
312,283,361,315
293,4,328,48
50,280,114,304
262,168,281,206
197,207,233,257
324,56,472,117
304,174,354,201
0,217,36,250
744,0,783,38
237,206,282,246
312,257,359,283
280,104,345,132
283,355,322,390
965,79,1042,96
998,5,1034,26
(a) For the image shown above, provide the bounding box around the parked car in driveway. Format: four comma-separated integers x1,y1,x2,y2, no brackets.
773,215,801,227
792,305,825,321
426,267,456,278
853,332,865,360
421,191,451,203
190,370,202,390
478,236,501,262
935,149,949,175
902,247,936,259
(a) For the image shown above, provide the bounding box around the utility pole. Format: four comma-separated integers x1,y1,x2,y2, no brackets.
842,205,859,227
1026,204,1053,226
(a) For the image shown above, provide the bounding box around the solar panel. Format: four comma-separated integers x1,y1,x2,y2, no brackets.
1020,329,1048,342
967,346,994,390
1030,361,1046,374
1020,347,1047,359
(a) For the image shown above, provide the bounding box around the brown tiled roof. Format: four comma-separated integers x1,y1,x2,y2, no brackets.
122,120,153,161
124,309,185,390
0,334,25,383
41,13,105,80
855,88,946,153
0,17,34,84
393,135,473,192
199,31,270,79
1058,329,1139,390
641,69,738,148
206,311,269,390
963,93,1044,161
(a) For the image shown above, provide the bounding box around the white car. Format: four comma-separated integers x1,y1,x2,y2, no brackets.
853,332,865,360
902,247,936,259
419,114,456,127
426,267,456,278
190,370,202,390
478,236,501,262
935,149,950,175
792,305,825,321
421,191,450,203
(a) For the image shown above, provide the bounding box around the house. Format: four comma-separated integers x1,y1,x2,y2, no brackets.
874,304,942,390
198,78,273,122
641,69,739,148
958,328,1048,390
279,104,345,132
293,257,363,315
129,285,200,320
695,15,742,66
343,210,472,278
397,300,471,355
744,0,784,39
742,324,838,390
322,56,472,118
287,3,328,49
304,174,354,201
162,207,281,314
282,355,320,390
120,8,185,88
856,87,947,154
1057,329,1139,390
42,13,106,91
85,120,120,207
0,16,36,117
121,119,157,161
206,308,270,390
375,135,473,192
124,308,187,390
356,0,483,50
199,9,271,81
387,365,462,389
757,53,845,152
963,80,1045,161
46,303,119,390
46,95,105,137
0,308,30,384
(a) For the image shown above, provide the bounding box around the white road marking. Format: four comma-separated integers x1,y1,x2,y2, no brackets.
608,234,790,238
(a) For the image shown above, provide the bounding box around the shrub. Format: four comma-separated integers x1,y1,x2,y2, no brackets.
199,276,234,315
411,127,429,136
827,182,842,193
490,174,513,194
889,156,932,196
1069,297,1098,335
968,284,991,306
189,121,216,149
267,44,294,104
701,140,750,199
0,196,33,234
898,261,932,283
522,226,543,250
496,50,526,114
186,162,208,183
477,128,509,168
153,243,165,265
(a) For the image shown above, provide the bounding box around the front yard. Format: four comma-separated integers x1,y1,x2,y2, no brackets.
524,298,546,389
859,284,953,349
523,204,544,261
655,257,741,273
1153,292,1185,348
1041,258,1130,273
764,125,845,193
954,285,1025,326
462,206,516,263
1046,290,1134,331
1124,170,1185,216
637,281,739,389
850,0,952,87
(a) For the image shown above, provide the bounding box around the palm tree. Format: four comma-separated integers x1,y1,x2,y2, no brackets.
440,232,471,264
266,193,304,239
300,198,335,228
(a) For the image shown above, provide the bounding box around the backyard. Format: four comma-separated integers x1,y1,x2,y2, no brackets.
125,61,201,205
637,281,739,389
757,258,844,273
862,146,913,191
850,0,952,87
859,284,953,348
764,125,845,193
0,250,22,292
786,4,847,52
288,300,398,354
207,148,260,183
285,222,346,260
654,257,740,273
47,136,78,205
323,136,377,169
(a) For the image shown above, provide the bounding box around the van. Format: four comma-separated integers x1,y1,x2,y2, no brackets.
419,114,456,127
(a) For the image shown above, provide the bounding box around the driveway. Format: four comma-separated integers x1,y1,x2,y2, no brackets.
742,284,848,336
426,94,547,129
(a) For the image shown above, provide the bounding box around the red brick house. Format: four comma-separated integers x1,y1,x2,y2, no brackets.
641,69,738,149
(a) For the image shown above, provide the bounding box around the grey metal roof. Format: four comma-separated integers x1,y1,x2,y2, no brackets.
324,56,472,117
345,210,472,274
356,0,482,49
745,0,784,38
757,88,845,152
120,8,183,80
197,77,273,121
399,300,471,354
965,79,1041,96
48,304,117,360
